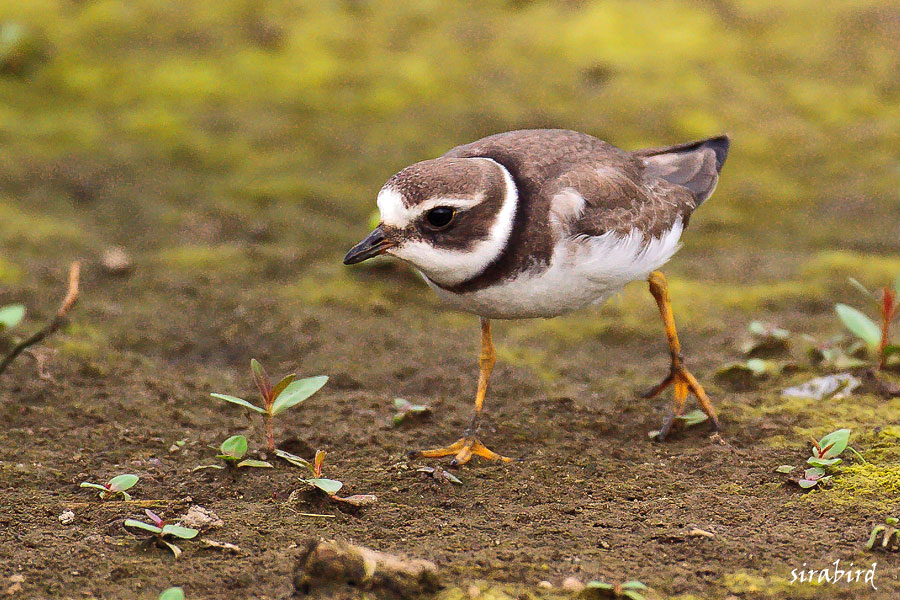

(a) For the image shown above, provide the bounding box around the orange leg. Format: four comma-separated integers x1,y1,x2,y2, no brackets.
411,318,516,467
644,271,720,440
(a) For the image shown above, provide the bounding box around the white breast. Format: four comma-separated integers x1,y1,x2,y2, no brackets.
425,220,684,319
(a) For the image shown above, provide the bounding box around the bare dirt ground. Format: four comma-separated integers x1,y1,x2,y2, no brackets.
3,230,900,599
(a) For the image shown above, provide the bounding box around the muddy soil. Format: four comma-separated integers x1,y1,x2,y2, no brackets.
3,237,900,600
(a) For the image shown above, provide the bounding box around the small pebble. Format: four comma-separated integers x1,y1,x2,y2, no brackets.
58,511,75,525
101,246,133,275
180,505,223,530
688,528,715,538
537,580,553,589
562,577,584,592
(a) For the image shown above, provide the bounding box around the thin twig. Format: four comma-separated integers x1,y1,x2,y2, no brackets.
0,261,81,377
64,499,179,508
281,506,336,518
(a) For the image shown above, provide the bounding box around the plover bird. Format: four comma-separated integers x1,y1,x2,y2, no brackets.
344,129,729,465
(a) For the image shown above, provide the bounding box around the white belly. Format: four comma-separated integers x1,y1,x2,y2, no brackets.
425,221,684,319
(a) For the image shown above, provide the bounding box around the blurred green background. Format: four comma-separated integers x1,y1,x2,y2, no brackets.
1,0,899,326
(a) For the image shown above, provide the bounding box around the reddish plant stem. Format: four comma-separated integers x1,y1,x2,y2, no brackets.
0,262,80,377
266,412,275,452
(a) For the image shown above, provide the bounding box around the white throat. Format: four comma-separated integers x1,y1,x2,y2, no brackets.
379,158,518,287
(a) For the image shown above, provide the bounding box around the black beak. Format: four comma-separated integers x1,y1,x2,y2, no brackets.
343,225,395,265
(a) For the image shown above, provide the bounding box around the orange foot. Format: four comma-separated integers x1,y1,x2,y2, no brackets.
644,361,721,441
411,435,516,467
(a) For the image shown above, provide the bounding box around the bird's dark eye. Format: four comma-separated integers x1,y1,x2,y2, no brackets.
425,206,455,229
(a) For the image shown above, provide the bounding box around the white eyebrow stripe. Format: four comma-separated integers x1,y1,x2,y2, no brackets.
407,195,484,219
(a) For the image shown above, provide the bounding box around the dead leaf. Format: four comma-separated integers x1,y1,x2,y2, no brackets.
200,539,241,554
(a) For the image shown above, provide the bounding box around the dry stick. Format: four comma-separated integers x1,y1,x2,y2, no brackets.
64,499,178,508
0,261,81,377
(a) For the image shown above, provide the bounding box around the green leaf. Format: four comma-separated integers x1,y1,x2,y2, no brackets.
835,304,881,353
270,373,297,403
805,466,826,477
807,457,842,467
80,482,107,491
210,393,266,414
124,519,162,534
219,435,248,459
271,375,328,415
236,459,273,468
162,525,198,539
676,409,709,427
620,581,648,591
274,449,316,475
162,540,183,558
307,478,343,495
585,582,614,590
393,398,409,409
159,587,184,600
250,358,271,399
0,304,25,329
887,517,899,525
108,474,139,492
119,491,133,501
884,345,900,358
798,479,818,489
775,465,794,474
818,429,850,458
867,525,886,550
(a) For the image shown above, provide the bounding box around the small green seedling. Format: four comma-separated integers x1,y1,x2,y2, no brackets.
274,449,376,506
648,409,708,439
124,510,198,558
211,358,327,452
392,398,431,425
867,517,900,552
276,449,343,494
216,435,272,468
779,428,865,489
159,587,184,600
584,579,648,600
417,466,462,485
80,474,139,500
802,334,868,370
741,320,790,357
194,435,273,470
0,304,25,332
836,276,900,370
798,466,831,489
807,428,851,468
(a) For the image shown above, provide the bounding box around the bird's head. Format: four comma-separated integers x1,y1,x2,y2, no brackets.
343,157,518,287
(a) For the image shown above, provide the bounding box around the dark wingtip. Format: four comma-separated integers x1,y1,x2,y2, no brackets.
634,134,731,172
703,134,730,171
